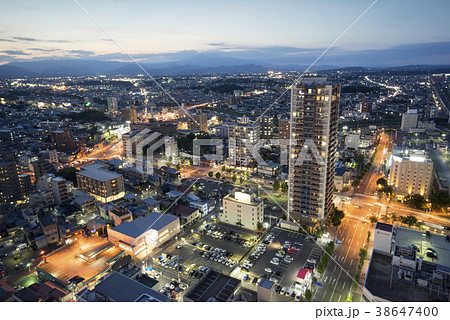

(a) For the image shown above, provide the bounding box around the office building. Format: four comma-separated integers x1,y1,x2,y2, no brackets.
121,106,137,123
0,161,22,204
228,123,260,167
219,191,264,229
288,77,340,224
187,113,208,132
401,109,419,132
76,163,125,203
388,148,434,198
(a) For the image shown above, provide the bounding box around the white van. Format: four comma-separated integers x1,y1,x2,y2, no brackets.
16,243,27,251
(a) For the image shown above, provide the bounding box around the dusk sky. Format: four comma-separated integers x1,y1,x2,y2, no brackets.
1,0,449,65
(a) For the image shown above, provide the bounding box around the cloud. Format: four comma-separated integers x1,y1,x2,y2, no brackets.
208,42,227,47
1,50,31,55
68,50,95,56
0,38,16,42
28,48,61,52
13,36,39,42
12,36,71,43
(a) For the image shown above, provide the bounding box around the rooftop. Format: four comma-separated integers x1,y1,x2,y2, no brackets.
90,272,169,302
365,251,449,302
111,212,178,239
184,270,240,302
36,236,123,287
393,227,450,267
77,163,122,182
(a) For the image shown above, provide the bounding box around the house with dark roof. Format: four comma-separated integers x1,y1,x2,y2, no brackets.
173,204,200,225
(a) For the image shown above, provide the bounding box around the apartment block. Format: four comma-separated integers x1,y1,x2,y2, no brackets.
288,77,340,225
76,163,125,203
219,191,264,230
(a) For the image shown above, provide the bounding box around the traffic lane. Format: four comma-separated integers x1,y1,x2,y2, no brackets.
318,217,367,301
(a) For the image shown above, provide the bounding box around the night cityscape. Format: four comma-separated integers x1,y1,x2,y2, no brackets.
0,0,450,317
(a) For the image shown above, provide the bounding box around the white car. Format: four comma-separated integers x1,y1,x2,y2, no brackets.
264,267,273,273
285,289,292,297
284,255,294,263
295,293,302,301
176,243,183,249
270,258,280,265
280,287,287,295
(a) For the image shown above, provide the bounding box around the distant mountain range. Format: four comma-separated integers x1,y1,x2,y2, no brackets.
1,41,449,77
1,58,450,78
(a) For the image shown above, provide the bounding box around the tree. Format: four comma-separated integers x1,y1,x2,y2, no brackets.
331,208,345,227
239,176,244,184
359,247,367,261
380,214,391,223
57,167,78,185
316,261,325,274
215,172,221,179
208,171,213,178
376,177,389,188
176,164,182,171
404,215,417,228
232,174,237,183
369,216,378,225
273,180,281,192
221,165,226,172
430,191,450,212
415,221,425,230
304,289,312,302
367,231,371,243
257,221,264,230
281,182,288,193
404,194,427,210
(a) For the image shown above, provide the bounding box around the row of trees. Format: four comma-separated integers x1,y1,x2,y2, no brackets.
377,213,423,229
273,180,288,193
316,240,336,274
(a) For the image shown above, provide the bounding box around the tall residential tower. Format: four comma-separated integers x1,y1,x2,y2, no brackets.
288,77,340,225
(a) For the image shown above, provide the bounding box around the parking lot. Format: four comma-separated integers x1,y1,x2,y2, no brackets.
237,227,325,302
145,221,263,299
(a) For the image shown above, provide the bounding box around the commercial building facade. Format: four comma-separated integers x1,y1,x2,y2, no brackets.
108,211,180,257
388,148,434,198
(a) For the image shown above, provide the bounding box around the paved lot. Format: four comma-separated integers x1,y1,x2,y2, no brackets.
237,227,326,301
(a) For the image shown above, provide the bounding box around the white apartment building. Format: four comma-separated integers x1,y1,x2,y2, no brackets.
76,163,125,203
219,191,264,230
400,109,418,132
165,137,178,159
228,123,260,167
388,148,434,198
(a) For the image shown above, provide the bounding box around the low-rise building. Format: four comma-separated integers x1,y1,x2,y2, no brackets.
77,163,125,203
220,191,263,230
108,211,180,258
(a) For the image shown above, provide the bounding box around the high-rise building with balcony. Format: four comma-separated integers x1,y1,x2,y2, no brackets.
288,77,340,225
228,123,260,167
